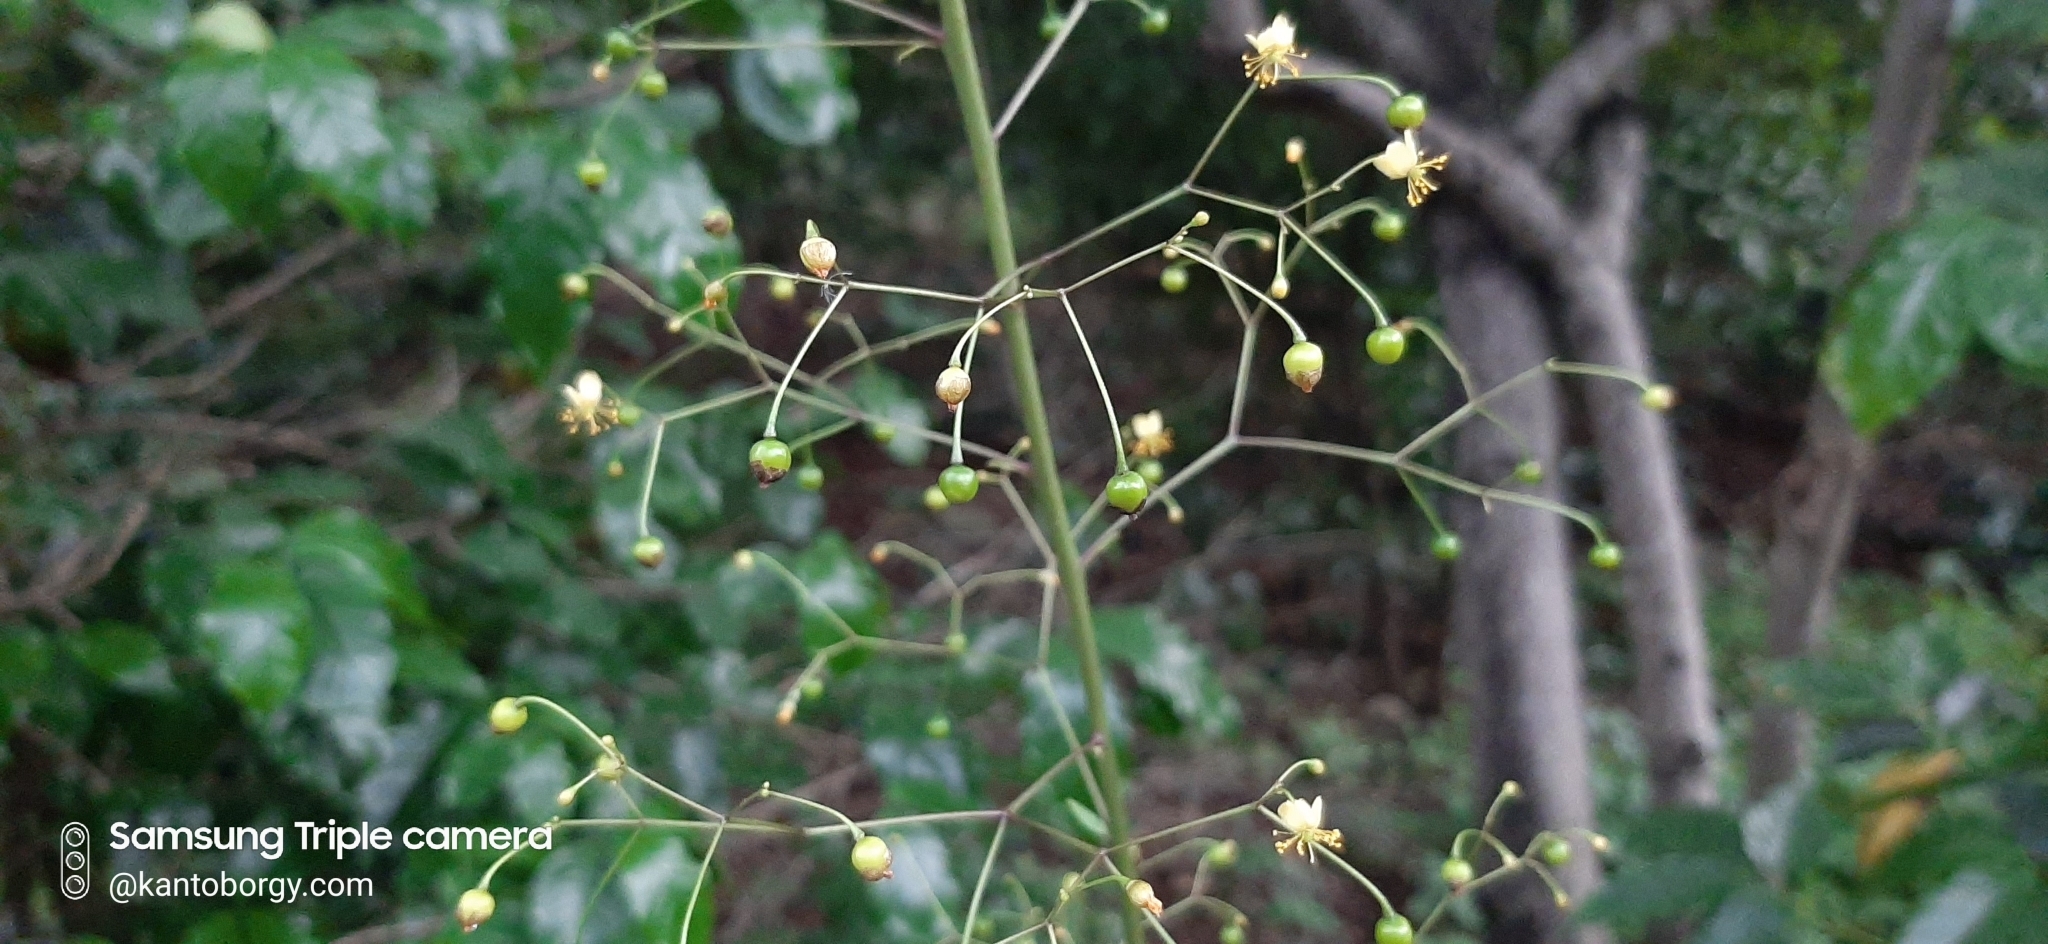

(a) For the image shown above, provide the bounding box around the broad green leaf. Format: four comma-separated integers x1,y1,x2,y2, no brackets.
1897,871,2000,944
0,626,52,715
1822,214,1978,434
1962,220,2048,370
291,4,446,59
1959,0,2048,42
194,557,312,717
1578,855,1748,934
0,251,201,357
1689,887,1788,944
165,51,271,219
77,0,185,49
1065,796,1107,840
1093,606,1240,737
393,636,484,698
849,367,932,465
595,96,733,308
264,38,404,228
730,0,857,146
68,622,175,695
409,0,510,77
484,132,598,370
790,531,888,645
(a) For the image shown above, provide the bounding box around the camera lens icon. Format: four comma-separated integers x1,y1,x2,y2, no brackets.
59,822,90,901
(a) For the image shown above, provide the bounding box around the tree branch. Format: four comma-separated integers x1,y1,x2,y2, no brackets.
1333,0,1449,91
1512,0,1713,167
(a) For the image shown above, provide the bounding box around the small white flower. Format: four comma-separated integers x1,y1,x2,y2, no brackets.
559,370,619,435
1367,130,1449,207
1242,14,1306,89
1273,795,1344,859
1129,410,1174,458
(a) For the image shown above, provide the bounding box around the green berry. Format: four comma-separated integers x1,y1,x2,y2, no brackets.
577,158,609,191
190,1,275,54
797,464,825,491
1374,914,1414,944
1538,836,1572,866
938,464,979,504
925,714,951,739
1513,459,1543,483
945,631,968,654
1430,532,1461,561
1283,340,1325,393
1204,839,1239,868
1219,926,1245,944
770,276,797,301
923,485,951,511
1136,459,1166,486
636,69,667,99
632,535,666,568
851,834,894,881
1372,212,1407,242
560,272,590,300
1039,10,1063,40
1140,7,1170,35
1589,542,1623,570
604,29,638,62
1160,265,1190,294
1440,857,1474,885
1386,94,1427,130
456,887,497,932
749,438,793,486
615,401,643,427
1366,326,1407,365
800,677,824,700
1105,470,1149,515
1641,384,1677,412
488,697,527,734
870,422,897,444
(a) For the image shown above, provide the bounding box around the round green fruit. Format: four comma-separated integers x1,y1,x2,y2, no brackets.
925,715,951,739
1513,459,1543,483
749,438,793,486
1538,836,1572,866
851,835,893,881
1386,94,1428,130
1440,857,1474,885
797,464,825,491
560,272,590,300
488,697,527,734
1366,326,1407,365
1160,265,1190,294
922,485,951,511
1105,470,1149,514
577,158,609,191
1283,340,1325,392
1372,212,1407,242
604,29,638,61
938,464,979,504
1431,532,1462,561
1589,542,1623,570
631,535,666,568
1039,10,1063,39
1136,459,1166,486
636,70,667,99
1140,7,1170,34
1374,914,1414,944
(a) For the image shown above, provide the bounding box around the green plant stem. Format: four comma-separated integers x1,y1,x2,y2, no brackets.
933,9,1141,944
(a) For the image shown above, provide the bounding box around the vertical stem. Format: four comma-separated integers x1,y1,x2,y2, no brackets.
932,5,1141,944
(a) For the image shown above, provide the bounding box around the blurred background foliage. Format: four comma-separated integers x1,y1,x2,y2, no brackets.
0,0,2045,942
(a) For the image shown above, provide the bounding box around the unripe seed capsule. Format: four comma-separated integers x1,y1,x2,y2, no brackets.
1285,136,1306,164
1205,839,1240,868
577,158,609,191
560,272,590,300
1160,265,1189,294
938,464,979,504
636,70,667,99
632,535,666,568
797,464,825,491
1538,836,1572,866
1039,10,1063,40
1282,341,1325,392
1441,857,1474,886
1220,925,1246,944
922,485,951,511
1514,459,1543,483
799,230,837,277
1105,470,1149,515
1641,384,1677,412
616,401,643,428
945,631,968,654
800,677,824,700
870,422,897,443
770,276,797,301
925,715,951,739
1386,94,1428,130
488,697,527,734
607,459,625,478
851,835,894,881
1374,914,1414,944
702,281,729,309
1589,542,1623,570
1366,325,1407,365
604,29,638,61
1136,459,1166,486
749,438,792,486
1431,532,1462,561
1372,211,1407,242
1140,7,1170,35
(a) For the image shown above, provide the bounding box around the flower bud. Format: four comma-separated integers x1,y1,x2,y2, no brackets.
775,701,795,725
557,785,580,807
1440,857,1474,886
1282,341,1325,393
577,158,609,191
616,401,643,427
1284,137,1306,164
1126,879,1164,916
632,535,666,568
595,752,625,782
607,459,625,478
799,226,838,277
1303,757,1327,776
800,677,825,700
935,366,973,409
1500,780,1522,799
1641,384,1677,412
636,70,668,99
925,715,951,739
702,207,733,237
733,549,756,572
979,318,1003,336
1220,924,1246,944
456,888,496,932
945,631,968,654
1204,839,1239,868
1268,272,1291,300
665,315,686,333
561,272,590,300
851,835,894,881
1190,211,1210,227
870,422,898,443
1372,211,1407,242
1589,542,1624,571
591,60,612,82
868,544,891,564
489,697,528,734
1140,7,1170,35
702,281,729,310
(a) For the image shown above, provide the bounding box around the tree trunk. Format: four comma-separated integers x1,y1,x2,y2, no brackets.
1747,0,1955,801
1557,115,1721,807
1439,210,1606,943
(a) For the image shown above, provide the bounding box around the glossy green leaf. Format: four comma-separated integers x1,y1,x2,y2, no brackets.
0,626,52,715
164,51,272,219
484,132,598,370
1093,606,1240,737
1579,856,1748,934
68,622,176,695
1689,887,1788,944
78,0,185,49
729,0,856,146
849,367,932,465
193,557,312,717
291,4,446,59
264,37,417,229
790,531,888,645
1823,214,1978,434
1065,796,1108,840
1897,871,2000,944
594,95,731,308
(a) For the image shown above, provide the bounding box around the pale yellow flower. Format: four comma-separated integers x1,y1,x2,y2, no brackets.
1273,796,1344,859
1368,130,1450,207
1129,410,1174,458
558,370,619,435
1242,14,1305,89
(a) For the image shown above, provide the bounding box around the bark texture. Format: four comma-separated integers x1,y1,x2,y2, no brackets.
1748,0,1956,800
